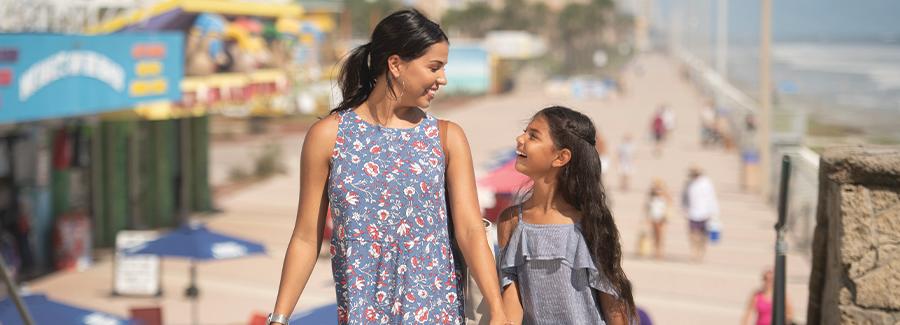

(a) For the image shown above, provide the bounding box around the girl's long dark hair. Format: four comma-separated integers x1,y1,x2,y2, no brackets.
536,106,636,319
331,9,448,114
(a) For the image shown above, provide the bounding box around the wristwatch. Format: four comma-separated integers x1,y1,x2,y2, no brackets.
267,313,289,325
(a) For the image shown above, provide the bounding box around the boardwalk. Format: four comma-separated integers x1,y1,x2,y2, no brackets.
442,53,810,324
29,53,810,324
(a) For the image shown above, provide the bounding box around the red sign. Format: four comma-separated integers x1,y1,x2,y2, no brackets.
0,68,11,86
131,43,166,59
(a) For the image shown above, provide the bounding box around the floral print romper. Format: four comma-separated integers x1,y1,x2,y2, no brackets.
328,110,463,324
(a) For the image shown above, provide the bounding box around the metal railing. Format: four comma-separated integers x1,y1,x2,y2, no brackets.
672,46,819,258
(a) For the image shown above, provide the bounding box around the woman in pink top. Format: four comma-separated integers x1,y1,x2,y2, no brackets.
741,269,794,325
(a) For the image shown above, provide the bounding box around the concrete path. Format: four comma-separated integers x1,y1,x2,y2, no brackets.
28,53,810,324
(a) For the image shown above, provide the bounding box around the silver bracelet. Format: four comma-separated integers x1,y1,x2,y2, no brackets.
267,313,290,325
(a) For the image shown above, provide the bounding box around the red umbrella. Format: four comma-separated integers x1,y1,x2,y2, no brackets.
478,160,532,194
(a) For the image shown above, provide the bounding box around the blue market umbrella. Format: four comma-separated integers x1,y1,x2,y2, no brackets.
0,294,134,325
290,303,337,324
124,222,266,325
124,222,265,261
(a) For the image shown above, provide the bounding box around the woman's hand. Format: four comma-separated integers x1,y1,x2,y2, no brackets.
489,311,514,325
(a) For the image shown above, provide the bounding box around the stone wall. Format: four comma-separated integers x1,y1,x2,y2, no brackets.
807,146,900,324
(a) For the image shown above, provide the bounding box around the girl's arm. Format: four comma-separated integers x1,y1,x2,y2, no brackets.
270,116,339,322
444,121,509,324
497,207,523,324
599,292,630,325
502,282,523,324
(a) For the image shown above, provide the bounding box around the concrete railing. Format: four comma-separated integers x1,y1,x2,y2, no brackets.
806,146,900,324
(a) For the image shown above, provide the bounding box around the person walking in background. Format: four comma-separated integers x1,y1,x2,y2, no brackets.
661,104,676,136
617,133,635,191
650,109,666,156
498,106,636,325
267,10,509,325
596,132,610,173
681,166,719,262
741,268,794,325
700,101,717,148
645,179,671,259
714,105,735,150
739,114,760,192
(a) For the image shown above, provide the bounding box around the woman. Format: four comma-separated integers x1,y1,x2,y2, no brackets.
741,269,794,325
267,9,508,325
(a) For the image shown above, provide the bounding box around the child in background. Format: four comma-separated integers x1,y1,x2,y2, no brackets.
645,179,672,259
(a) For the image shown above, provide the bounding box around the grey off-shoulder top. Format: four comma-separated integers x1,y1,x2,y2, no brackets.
500,205,620,325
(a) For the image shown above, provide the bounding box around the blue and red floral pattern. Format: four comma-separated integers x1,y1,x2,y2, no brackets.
328,109,462,324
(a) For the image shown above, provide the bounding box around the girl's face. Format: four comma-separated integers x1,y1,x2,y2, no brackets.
515,116,569,177
392,41,449,108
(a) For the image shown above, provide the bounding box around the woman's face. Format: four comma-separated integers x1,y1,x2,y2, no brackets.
515,116,563,177
395,41,449,108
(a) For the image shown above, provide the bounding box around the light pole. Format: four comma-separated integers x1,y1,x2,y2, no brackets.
759,0,773,200
716,0,728,78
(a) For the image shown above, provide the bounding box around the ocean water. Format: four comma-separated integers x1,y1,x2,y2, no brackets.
773,42,900,102
728,42,900,110
655,0,900,138
724,41,900,137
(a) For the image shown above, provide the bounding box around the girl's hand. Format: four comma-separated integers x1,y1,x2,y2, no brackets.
489,317,514,325
489,308,515,325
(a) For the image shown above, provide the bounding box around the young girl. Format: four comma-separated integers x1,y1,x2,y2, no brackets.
268,10,508,325
498,106,635,324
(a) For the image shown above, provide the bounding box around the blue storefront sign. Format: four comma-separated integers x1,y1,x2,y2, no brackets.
0,33,183,124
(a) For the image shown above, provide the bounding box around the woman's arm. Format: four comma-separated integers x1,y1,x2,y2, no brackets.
740,293,756,325
497,207,523,324
270,116,339,322
444,121,509,324
599,293,630,325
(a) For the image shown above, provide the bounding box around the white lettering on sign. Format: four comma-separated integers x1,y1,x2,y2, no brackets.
83,313,123,325
19,50,125,101
212,241,248,259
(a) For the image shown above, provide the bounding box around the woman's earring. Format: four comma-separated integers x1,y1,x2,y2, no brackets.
397,77,406,100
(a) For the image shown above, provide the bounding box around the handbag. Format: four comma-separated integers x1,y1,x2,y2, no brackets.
636,221,653,258
637,230,653,258
707,216,722,244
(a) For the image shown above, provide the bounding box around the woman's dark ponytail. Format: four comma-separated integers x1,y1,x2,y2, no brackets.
333,43,375,113
329,9,448,114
